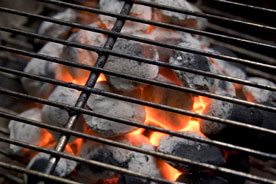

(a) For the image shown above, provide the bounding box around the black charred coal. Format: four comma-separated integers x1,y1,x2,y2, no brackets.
157,132,225,173
118,175,149,184
222,153,249,184
201,93,263,147
176,173,229,184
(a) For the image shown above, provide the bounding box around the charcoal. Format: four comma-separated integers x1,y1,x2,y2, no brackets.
118,175,149,184
207,47,246,80
157,132,225,173
41,86,83,142
242,77,276,105
177,173,228,184
104,39,159,91
84,82,146,138
151,0,207,29
61,22,107,80
8,108,43,154
200,92,263,146
99,0,152,34
25,151,77,184
21,42,64,98
142,74,193,128
169,41,219,93
222,153,249,184
38,8,77,41
217,78,236,96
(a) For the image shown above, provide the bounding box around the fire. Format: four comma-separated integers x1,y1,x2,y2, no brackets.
157,160,182,181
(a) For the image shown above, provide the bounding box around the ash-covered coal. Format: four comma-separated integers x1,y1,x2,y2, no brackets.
217,77,236,96
151,0,207,29
200,92,263,147
9,108,44,154
41,86,83,142
169,39,219,93
104,38,159,91
157,132,225,173
84,82,146,138
142,74,193,128
38,8,77,41
242,77,276,105
99,0,152,34
177,173,228,184
61,22,107,80
21,42,64,98
25,151,77,184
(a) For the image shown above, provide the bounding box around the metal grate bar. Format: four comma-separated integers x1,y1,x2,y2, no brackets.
1,45,276,114
1,25,275,73
211,0,276,14
41,1,134,176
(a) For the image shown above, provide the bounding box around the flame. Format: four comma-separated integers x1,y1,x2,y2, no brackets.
66,138,84,156
157,160,182,181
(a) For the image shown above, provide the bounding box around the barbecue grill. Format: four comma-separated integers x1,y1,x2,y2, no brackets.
0,0,276,183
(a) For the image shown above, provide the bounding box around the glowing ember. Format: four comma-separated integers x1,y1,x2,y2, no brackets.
157,159,182,182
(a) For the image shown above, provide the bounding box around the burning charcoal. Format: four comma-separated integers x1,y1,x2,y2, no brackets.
177,173,228,184
157,132,226,173
84,82,146,138
38,9,77,41
25,151,77,184
142,74,193,129
118,175,149,184
151,0,207,29
41,86,83,142
21,42,64,98
217,75,236,96
200,92,263,147
99,0,152,34
8,108,45,154
61,23,107,80
104,39,159,91
169,41,219,93
242,77,276,105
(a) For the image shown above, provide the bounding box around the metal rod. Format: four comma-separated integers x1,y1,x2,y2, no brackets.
2,42,276,94
42,1,134,176
1,26,275,72
1,108,276,162
0,6,275,52
0,161,80,184
211,0,276,14
1,134,276,184
39,0,276,33
0,171,24,184
1,47,276,114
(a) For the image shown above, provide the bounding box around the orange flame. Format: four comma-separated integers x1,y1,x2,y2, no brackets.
157,160,182,181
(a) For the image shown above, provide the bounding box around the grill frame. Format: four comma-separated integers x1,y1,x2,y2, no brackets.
0,0,275,184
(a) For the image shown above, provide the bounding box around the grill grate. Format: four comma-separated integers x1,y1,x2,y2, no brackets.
0,0,276,184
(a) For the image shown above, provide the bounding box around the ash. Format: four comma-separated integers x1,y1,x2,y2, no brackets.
84,82,146,138
9,108,43,154
99,0,152,34
158,132,225,173
104,39,159,91
38,8,77,41
170,40,219,93
25,151,77,184
61,22,107,80
41,86,83,141
243,77,276,105
21,42,64,98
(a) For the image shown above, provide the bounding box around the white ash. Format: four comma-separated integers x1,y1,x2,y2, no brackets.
41,86,83,142
104,38,159,91
8,108,43,154
99,0,152,34
21,42,64,98
84,82,146,138
157,131,225,173
25,151,77,184
216,72,236,96
243,77,276,105
169,41,219,93
206,48,247,80
61,22,107,80
38,8,77,41
151,0,207,29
